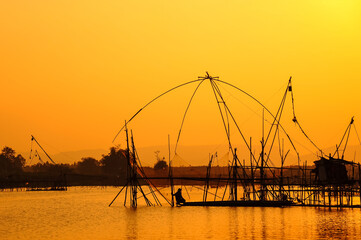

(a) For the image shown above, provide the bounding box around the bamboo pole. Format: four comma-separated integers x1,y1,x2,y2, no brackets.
168,135,174,207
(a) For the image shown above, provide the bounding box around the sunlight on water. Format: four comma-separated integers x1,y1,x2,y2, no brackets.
1,187,360,240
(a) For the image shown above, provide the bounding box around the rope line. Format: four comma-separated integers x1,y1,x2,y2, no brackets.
353,124,361,146
112,79,203,143
289,79,323,155
175,79,205,153
213,79,301,160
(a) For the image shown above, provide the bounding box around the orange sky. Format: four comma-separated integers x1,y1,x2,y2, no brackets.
1,1,361,163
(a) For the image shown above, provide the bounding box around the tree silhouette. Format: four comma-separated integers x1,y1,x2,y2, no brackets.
154,158,168,170
0,146,25,176
100,147,127,176
154,151,168,170
76,157,101,175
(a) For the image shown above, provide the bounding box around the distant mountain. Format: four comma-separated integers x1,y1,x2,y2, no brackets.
136,144,231,167
22,144,361,167
135,144,361,167
136,144,302,167
23,149,108,165
52,149,108,164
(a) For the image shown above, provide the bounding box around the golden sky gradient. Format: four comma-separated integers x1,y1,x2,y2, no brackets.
1,1,361,162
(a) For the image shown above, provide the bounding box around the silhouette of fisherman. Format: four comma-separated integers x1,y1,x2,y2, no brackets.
173,188,186,206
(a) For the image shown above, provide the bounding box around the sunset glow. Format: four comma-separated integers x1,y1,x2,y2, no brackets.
1,1,360,164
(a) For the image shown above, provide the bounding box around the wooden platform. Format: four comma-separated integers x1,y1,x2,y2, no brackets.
181,200,294,207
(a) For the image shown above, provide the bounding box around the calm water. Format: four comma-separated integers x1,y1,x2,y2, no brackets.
1,187,361,240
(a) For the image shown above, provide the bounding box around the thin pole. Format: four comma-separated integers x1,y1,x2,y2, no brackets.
351,163,356,206
113,79,203,143
31,135,56,164
168,135,174,207
280,139,284,200
125,124,131,206
250,137,256,201
260,109,265,201
204,155,212,202
130,131,138,208
109,181,128,207
358,163,361,205
233,148,238,201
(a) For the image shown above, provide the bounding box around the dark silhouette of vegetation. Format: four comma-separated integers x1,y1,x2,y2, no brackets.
0,147,26,177
154,151,168,170
0,146,130,189
100,146,127,176
154,158,168,170
75,157,101,175
3,145,343,189
23,146,127,177
29,162,72,174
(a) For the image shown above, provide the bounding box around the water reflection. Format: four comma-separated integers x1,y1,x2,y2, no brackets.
125,208,138,240
205,206,214,239
1,187,361,240
227,207,239,240
167,206,175,239
315,208,354,239
280,208,285,240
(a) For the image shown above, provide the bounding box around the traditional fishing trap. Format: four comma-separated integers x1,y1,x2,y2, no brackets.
110,73,361,208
